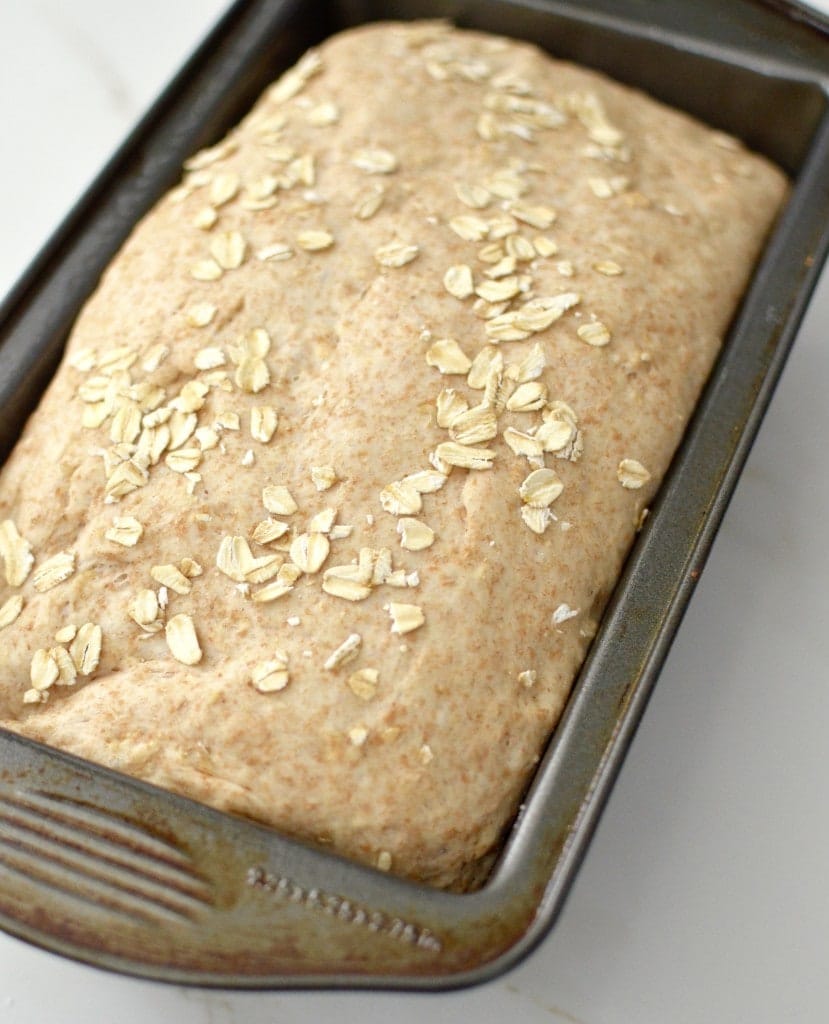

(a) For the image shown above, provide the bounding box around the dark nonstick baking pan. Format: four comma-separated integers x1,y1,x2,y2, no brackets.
0,0,827,990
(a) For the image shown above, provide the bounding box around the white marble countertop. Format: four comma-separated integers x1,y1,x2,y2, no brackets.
1,3,828,1021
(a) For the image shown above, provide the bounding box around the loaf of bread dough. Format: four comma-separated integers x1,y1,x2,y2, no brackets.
0,22,786,888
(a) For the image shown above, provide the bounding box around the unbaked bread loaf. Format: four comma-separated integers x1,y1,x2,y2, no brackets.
0,22,786,888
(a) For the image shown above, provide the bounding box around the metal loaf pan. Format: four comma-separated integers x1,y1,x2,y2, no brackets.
0,0,827,991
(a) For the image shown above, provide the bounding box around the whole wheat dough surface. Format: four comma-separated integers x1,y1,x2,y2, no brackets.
0,22,786,888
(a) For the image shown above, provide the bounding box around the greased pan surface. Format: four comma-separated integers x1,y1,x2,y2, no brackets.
0,0,827,989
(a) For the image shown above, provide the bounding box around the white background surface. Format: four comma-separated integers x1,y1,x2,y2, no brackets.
1,2,828,1021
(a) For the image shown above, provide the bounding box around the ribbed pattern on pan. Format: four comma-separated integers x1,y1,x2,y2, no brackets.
0,788,212,923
